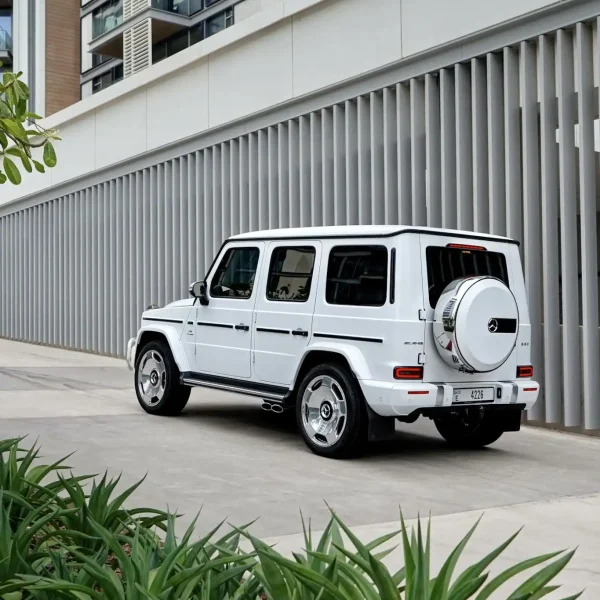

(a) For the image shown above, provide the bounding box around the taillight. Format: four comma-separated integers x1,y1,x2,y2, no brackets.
517,365,534,378
447,243,487,251
394,366,423,380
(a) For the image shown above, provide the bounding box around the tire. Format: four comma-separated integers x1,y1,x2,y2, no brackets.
296,363,367,459
434,408,504,449
134,340,191,416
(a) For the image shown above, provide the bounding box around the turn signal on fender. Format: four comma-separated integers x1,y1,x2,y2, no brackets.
517,365,534,378
394,366,423,380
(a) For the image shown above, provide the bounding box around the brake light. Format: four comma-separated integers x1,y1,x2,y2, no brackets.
394,366,423,380
517,365,534,378
447,243,486,251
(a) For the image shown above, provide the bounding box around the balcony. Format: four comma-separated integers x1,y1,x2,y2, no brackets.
88,0,189,58
86,0,229,61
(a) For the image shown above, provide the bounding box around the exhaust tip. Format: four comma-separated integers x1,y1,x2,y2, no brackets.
261,402,284,414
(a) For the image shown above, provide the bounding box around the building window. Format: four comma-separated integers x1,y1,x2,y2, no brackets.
326,246,388,307
92,0,123,39
190,0,204,14
210,247,260,299
190,22,203,45
91,62,124,94
152,0,191,15
0,9,12,52
206,8,233,38
151,9,233,65
267,247,316,302
93,54,112,68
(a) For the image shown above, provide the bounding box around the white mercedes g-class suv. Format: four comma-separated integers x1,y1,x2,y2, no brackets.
126,225,539,458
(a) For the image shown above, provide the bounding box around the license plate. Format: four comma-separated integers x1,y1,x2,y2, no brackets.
452,387,494,404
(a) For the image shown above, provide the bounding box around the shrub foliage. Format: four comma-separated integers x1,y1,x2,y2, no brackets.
0,437,582,600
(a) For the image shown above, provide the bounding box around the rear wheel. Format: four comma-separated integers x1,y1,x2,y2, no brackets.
434,407,504,449
135,340,190,416
296,364,367,459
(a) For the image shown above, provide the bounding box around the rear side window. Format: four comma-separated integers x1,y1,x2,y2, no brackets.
326,245,388,307
267,246,316,302
426,246,509,307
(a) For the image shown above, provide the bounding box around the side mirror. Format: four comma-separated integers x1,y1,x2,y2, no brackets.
190,280,209,306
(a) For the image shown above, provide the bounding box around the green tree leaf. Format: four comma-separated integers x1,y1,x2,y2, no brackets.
43,141,57,167
20,152,32,173
33,160,45,174
3,156,21,185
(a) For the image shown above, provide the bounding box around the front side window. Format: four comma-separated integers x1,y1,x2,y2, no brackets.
210,247,260,299
267,247,316,302
326,246,388,307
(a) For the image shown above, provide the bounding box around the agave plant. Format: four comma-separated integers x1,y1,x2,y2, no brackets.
0,438,90,529
247,509,581,600
53,472,169,553
19,513,261,600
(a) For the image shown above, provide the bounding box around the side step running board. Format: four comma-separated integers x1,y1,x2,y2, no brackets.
181,375,287,402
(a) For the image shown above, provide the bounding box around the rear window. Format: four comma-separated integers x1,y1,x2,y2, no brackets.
426,246,509,307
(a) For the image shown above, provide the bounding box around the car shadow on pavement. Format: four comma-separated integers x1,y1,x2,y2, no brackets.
179,403,505,461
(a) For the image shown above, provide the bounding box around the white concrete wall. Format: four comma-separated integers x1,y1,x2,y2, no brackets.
1,0,566,207
401,0,560,56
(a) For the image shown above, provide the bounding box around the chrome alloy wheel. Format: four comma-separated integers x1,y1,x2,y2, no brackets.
301,375,348,447
137,350,167,406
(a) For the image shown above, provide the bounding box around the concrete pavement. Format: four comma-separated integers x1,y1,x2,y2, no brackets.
1,338,599,597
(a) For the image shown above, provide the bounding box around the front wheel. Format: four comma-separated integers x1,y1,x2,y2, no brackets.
296,364,367,459
135,340,190,416
434,407,504,449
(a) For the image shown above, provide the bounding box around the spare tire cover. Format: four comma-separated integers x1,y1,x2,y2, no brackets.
433,276,519,373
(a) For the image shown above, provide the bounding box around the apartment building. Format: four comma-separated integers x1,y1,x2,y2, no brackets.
9,0,80,117
1,0,600,434
80,0,241,98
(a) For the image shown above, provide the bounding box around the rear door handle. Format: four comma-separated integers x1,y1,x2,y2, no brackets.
292,329,308,337
235,324,250,331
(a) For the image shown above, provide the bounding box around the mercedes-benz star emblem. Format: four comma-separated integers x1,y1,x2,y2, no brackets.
488,318,499,333
320,403,332,420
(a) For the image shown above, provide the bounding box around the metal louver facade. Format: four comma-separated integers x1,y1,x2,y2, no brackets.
2,15,600,430
123,18,152,78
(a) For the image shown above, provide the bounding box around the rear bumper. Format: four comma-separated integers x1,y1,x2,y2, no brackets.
360,379,540,417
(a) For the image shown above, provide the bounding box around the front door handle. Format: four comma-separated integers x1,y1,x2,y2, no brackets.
292,329,308,337
235,324,250,331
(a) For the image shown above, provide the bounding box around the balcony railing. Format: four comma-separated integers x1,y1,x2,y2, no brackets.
0,27,12,52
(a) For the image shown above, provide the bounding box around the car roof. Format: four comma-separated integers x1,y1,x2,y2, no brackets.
228,225,518,244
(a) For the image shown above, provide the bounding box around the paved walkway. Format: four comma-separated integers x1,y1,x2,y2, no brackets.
1,338,599,598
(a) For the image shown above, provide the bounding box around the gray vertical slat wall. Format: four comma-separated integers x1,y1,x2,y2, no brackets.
2,20,600,431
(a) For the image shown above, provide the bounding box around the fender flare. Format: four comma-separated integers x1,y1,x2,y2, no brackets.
135,324,191,373
290,341,373,389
